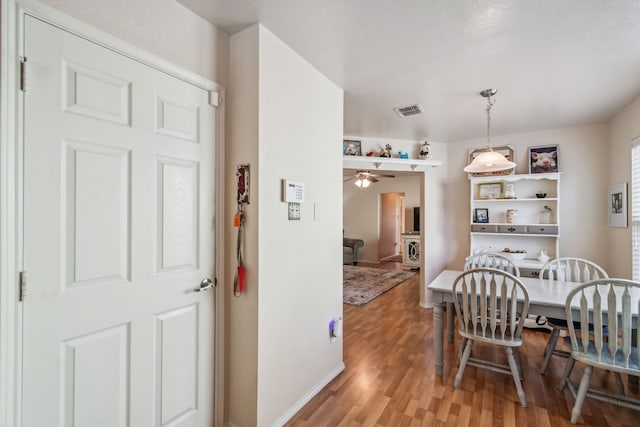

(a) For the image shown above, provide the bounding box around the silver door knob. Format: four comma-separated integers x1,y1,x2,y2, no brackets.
194,278,215,292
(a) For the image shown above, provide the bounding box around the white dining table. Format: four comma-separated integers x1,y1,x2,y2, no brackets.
427,269,584,377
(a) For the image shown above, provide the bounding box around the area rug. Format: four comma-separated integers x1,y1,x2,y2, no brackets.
343,265,415,306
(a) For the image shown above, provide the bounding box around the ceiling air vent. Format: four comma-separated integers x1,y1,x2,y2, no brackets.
393,103,424,118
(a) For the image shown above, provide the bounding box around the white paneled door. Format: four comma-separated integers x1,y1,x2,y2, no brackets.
21,16,216,427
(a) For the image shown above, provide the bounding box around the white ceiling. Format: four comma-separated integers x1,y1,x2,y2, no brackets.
178,0,640,142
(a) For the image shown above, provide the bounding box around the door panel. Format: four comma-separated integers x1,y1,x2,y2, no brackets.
379,193,400,259
22,15,216,427
63,324,130,427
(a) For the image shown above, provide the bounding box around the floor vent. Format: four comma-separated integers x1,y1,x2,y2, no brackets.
393,103,424,117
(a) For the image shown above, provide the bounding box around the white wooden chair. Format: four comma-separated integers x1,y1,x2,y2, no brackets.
538,258,608,374
464,252,520,277
452,268,530,407
458,253,521,363
558,279,640,424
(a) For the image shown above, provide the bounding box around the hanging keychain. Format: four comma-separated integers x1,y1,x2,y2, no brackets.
234,164,250,296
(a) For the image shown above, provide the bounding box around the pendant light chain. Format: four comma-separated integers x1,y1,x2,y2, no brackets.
486,94,494,151
463,88,516,174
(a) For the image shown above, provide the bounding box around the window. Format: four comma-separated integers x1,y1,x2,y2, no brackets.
632,137,640,280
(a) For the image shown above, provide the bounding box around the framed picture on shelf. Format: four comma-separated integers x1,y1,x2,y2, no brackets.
529,145,558,174
608,183,627,227
467,145,515,177
474,208,489,223
477,182,503,200
343,139,362,156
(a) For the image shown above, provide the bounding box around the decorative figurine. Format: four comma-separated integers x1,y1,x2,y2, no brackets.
379,144,392,157
418,140,431,159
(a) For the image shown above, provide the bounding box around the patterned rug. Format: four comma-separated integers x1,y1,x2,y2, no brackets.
343,265,415,306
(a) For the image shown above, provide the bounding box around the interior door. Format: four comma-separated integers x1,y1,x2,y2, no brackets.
379,193,402,259
21,15,216,427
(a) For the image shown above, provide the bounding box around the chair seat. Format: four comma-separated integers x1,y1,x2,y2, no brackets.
564,337,640,372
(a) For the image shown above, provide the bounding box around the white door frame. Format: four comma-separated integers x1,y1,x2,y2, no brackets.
0,1,226,426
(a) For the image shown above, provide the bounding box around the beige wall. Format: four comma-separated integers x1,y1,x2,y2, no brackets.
227,25,260,427
607,93,640,278
40,0,229,85
228,25,344,427
445,124,609,271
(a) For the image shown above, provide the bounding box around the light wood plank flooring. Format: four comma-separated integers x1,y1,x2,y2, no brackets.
285,262,640,426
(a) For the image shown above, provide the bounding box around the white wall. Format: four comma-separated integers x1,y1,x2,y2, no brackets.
445,124,609,270
40,0,229,85
228,25,344,427
257,26,344,427
607,93,640,278
227,25,260,427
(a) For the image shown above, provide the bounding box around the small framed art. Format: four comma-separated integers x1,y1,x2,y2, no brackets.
474,208,489,223
477,182,503,200
529,145,558,174
343,140,362,156
608,183,627,228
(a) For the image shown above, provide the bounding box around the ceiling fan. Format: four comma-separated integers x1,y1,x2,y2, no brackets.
344,170,395,188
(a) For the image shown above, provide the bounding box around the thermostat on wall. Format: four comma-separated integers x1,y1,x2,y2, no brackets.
282,179,304,203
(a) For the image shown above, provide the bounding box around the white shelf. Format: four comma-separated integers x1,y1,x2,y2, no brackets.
468,172,561,183
343,156,443,172
469,173,561,276
470,232,559,237
470,222,559,226
473,198,558,202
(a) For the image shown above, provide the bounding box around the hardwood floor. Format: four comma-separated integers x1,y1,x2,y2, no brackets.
285,263,640,426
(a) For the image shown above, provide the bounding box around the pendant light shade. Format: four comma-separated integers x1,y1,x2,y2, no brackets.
463,89,516,174
464,150,515,173
354,178,371,188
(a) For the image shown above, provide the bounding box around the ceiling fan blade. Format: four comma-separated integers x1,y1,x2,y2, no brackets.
343,176,356,182
369,177,379,183
377,173,395,178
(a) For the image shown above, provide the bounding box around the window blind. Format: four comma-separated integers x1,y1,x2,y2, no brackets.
632,137,640,280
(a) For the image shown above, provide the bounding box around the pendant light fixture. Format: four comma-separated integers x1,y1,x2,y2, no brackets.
463,89,516,174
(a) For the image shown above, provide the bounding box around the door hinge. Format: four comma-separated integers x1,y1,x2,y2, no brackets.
19,271,27,301
20,57,27,92
209,91,221,107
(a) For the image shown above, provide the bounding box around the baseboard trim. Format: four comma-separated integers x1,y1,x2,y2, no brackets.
271,362,345,427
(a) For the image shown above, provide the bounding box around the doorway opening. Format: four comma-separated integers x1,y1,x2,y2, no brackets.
379,192,405,262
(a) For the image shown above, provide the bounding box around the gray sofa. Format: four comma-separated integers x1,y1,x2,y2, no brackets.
343,237,364,265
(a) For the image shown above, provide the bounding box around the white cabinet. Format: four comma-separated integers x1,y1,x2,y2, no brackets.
469,173,560,272
401,233,420,269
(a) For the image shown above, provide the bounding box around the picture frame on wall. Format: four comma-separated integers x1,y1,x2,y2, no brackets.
343,140,362,156
529,145,559,174
608,183,627,228
474,208,489,223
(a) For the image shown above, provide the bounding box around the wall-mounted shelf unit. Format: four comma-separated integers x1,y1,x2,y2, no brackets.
343,156,443,172
469,172,561,275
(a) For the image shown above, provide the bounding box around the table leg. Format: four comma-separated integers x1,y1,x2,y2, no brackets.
446,302,454,343
434,302,444,376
